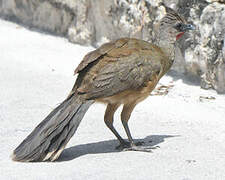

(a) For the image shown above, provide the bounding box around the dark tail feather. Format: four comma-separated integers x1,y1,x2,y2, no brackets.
12,93,94,162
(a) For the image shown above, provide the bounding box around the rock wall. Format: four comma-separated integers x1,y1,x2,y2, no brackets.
0,0,224,93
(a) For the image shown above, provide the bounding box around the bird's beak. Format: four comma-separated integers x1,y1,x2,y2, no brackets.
182,24,195,31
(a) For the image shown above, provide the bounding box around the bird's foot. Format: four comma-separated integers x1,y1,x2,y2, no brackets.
123,144,159,152
116,141,146,151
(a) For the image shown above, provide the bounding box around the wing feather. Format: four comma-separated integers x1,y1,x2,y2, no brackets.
74,38,129,74
87,56,161,99
75,38,164,100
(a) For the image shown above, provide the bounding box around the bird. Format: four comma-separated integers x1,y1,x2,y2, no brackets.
12,5,195,162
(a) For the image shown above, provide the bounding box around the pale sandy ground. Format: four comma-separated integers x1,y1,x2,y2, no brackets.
0,19,225,180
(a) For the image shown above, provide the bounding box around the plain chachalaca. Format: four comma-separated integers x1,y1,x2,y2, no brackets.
12,6,194,162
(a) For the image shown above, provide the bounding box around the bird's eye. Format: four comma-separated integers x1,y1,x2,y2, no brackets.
174,23,182,31
176,23,182,28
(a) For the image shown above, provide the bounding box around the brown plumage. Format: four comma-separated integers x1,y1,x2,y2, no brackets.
12,6,194,162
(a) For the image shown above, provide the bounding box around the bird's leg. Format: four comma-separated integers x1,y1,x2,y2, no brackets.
104,103,129,149
121,103,152,152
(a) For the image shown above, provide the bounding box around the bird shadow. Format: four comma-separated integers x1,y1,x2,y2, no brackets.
57,135,178,162
167,70,201,86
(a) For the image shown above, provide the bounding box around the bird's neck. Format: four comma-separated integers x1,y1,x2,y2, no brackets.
157,39,176,60
155,28,177,63
156,39,176,70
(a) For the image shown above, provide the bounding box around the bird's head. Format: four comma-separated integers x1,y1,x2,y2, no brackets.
157,5,195,44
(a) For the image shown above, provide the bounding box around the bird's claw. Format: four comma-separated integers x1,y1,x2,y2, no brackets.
116,141,158,152
123,145,154,152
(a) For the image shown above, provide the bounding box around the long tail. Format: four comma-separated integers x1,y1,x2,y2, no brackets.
12,93,94,162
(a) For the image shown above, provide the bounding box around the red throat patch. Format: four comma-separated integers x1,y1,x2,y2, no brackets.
176,32,185,40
